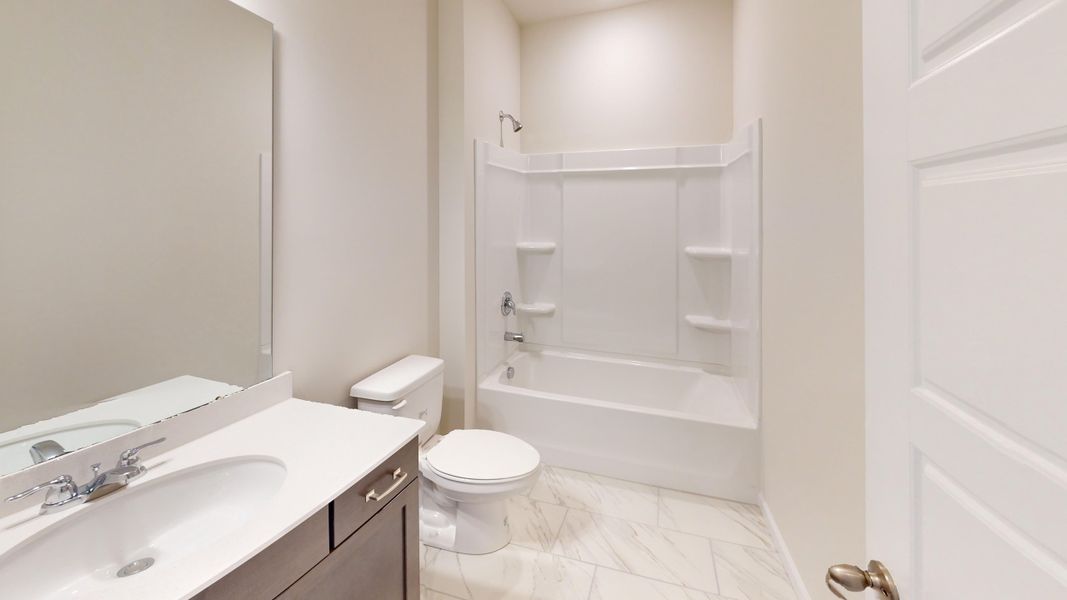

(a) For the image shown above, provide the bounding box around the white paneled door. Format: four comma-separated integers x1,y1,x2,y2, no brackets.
861,1,1067,599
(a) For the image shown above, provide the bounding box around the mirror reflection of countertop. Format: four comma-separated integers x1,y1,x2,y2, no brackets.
0,398,423,600
0,376,241,476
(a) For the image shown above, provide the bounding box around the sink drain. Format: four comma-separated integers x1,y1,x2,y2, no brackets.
116,557,155,578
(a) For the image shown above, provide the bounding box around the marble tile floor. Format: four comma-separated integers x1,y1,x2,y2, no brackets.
420,465,799,600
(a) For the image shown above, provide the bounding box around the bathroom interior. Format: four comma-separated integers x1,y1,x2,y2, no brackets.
4,0,1062,599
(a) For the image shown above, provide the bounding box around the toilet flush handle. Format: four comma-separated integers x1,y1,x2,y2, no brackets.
390,400,408,411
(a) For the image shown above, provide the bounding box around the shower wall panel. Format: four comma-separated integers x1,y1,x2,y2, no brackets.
725,125,762,419
476,124,760,402
561,172,678,356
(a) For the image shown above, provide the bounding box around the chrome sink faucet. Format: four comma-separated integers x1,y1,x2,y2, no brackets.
5,437,166,515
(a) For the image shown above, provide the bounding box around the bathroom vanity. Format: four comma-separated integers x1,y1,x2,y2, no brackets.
0,386,424,600
195,439,420,600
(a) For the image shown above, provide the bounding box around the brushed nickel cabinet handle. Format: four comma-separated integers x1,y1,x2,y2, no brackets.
364,467,408,503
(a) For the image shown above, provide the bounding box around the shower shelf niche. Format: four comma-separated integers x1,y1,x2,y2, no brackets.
516,303,556,316
684,246,732,260
516,241,556,254
685,315,733,332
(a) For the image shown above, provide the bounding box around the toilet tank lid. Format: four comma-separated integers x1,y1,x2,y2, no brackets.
350,355,444,401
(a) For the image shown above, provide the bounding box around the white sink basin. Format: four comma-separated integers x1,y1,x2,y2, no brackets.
0,457,286,599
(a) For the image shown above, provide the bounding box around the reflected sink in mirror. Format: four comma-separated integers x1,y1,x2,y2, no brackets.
0,457,286,599
0,420,141,474
0,376,242,478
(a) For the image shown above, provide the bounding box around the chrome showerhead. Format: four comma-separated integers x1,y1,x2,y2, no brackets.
500,111,522,133
499,111,522,132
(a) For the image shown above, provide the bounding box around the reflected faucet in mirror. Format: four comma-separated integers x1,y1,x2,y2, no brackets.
5,438,166,515
0,377,239,477
29,440,66,464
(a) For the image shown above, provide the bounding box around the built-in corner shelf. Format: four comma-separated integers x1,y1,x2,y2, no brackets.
685,315,732,332
516,241,557,254
517,303,556,316
684,246,732,260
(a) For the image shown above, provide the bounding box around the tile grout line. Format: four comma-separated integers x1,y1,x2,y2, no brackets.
536,479,771,597
558,502,775,554
545,463,764,509
548,538,784,600
542,465,772,550
659,490,776,549
548,506,724,595
660,526,776,552
709,537,724,597
591,562,734,599
548,506,569,553
422,588,468,600
655,485,662,528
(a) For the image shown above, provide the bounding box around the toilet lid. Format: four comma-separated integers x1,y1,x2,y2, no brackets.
425,429,540,482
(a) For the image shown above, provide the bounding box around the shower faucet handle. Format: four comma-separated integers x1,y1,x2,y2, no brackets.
501,291,516,316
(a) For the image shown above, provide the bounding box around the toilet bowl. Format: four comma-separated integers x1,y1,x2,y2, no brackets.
351,355,541,555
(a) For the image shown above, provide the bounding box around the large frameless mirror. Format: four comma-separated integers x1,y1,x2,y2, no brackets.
0,0,273,477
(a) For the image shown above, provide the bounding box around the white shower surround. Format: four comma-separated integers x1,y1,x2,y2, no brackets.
474,124,761,499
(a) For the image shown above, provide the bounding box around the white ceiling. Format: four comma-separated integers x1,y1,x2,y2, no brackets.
503,0,652,25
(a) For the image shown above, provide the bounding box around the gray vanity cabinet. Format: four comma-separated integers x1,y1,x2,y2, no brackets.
193,439,420,600
278,481,419,600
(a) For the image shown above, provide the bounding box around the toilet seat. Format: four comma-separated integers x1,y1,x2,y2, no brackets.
424,429,540,483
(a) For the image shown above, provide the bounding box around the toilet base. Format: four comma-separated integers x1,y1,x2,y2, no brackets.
419,483,511,555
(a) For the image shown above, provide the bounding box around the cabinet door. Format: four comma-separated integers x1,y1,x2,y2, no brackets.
192,508,329,600
277,481,419,600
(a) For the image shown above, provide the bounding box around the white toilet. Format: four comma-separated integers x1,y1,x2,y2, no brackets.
351,355,541,555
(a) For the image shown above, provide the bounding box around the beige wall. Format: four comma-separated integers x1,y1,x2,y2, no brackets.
733,0,865,596
438,0,520,429
0,1,271,430
233,0,438,406
519,0,733,154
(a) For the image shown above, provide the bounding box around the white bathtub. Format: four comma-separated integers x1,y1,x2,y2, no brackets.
477,349,759,502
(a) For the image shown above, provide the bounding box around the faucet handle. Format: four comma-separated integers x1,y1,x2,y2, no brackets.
118,437,166,468
501,291,516,316
5,474,77,504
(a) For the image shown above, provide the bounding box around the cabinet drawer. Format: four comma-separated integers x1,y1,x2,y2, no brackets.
332,438,418,547
193,507,329,600
278,481,419,600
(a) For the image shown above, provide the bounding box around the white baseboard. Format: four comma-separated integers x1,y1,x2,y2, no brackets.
759,493,812,600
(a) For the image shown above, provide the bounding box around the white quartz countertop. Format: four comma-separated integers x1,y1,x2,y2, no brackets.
0,398,423,599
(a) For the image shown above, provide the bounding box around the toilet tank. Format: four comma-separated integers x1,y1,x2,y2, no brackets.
350,355,443,444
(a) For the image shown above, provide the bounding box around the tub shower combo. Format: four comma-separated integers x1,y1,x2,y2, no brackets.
475,123,762,501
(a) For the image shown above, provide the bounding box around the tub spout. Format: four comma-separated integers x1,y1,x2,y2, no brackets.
504,331,525,343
